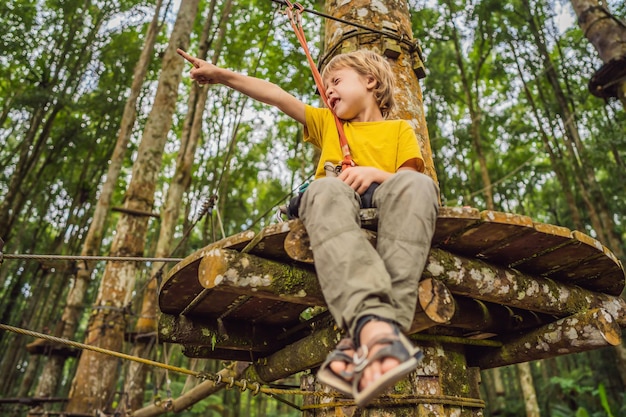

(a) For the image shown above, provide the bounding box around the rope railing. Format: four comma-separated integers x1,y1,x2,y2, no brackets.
1,254,184,263
0,322,486,410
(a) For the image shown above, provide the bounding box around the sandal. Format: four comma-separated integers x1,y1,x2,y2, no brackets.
352,326,423,407
317,337,356,396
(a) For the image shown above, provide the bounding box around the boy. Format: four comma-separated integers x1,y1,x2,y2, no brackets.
178,48,439,406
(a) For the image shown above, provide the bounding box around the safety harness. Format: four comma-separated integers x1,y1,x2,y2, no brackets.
284,1,354,172
279,2,385,220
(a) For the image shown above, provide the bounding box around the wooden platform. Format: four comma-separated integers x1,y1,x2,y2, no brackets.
158,207,625,368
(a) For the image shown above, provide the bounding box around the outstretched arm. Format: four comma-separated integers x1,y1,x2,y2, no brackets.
177,49,306,125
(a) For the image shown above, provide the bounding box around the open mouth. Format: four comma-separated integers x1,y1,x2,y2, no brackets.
329,97,339,110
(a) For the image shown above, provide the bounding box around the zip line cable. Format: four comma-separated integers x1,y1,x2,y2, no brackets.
269,0,420,50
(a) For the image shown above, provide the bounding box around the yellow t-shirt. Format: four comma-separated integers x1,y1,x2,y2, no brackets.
304,105,424,179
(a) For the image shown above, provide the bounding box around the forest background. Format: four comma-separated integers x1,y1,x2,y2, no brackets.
1,0,625,416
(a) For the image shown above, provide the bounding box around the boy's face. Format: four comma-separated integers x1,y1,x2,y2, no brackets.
324,67,378,121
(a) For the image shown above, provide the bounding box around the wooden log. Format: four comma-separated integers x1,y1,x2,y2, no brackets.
410,277,456,332
185,323,343,383
469,308,622,369
425,248,626,327
131,363,249,417
159,313,276,358
198,248,323,305
448,297,555,335
242,325,343,383
411,278,558,336
282,220,313,263
159,231,256,315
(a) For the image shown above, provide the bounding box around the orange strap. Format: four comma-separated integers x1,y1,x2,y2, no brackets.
284,1,354,171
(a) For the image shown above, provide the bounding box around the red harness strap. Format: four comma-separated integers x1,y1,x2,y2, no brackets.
284,1,354,172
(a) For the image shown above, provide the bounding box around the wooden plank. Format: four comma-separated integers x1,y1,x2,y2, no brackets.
213,295,310,327
240,221,297,261
431,206,481,247
478,222,572,267
512,230,625,295
437,211,535,257
542,232,625,295
179,291,249,316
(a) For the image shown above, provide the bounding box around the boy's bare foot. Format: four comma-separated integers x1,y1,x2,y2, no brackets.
329,344,356,379
355,320,400,391
352,318,423,407
317,337,357,395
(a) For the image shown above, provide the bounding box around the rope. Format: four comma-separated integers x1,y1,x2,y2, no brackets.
270,0,419,50
284,0,355,171
0,323,328,399
2,254,184,263
1,323,487,411
0,323,200,377
300,394,486,409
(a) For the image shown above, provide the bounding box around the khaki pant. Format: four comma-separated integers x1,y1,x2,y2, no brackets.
300,171,439,337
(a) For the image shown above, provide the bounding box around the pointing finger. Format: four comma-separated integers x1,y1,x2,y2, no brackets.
176,48,200,68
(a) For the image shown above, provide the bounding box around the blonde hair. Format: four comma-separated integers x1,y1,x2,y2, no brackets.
322,50,395,118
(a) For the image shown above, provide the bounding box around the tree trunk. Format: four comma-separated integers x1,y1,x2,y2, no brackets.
444,0,494,210
121,0,233,410
0,106,56,239
517,362,540,417
305,0,481,413
65,0,201,413
0,1,113,240
524,0,623,259
507,38,584,230
570,0,626,106
32,0,165,403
